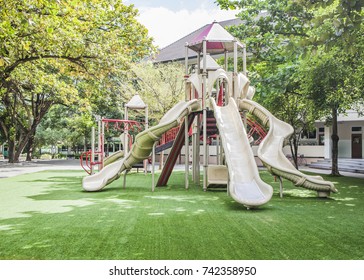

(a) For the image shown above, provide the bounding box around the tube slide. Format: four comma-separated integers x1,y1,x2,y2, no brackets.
103,150,124,167
82,99,201,191
239,99,337,195
210,98,273,208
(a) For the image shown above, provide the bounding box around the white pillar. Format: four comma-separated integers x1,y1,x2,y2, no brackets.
91,126,95,175
224,51,228,71
243,43,247,76
101,121,105,167
202,39,208,191
324,126,332,159
185,116,189,189
184,42,190,189
152,142,156,192
234,40,238,73
144,106,149,175
124,106,128,155
233,40,238,102
97,119,101,152
97,117,102,171
193,117,201,185
185,42,189,75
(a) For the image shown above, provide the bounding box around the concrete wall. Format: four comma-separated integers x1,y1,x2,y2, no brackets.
316,120,364,159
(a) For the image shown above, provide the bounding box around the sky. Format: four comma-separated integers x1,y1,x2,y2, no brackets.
124,0,239,48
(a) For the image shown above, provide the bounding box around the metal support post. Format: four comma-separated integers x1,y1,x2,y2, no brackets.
152,142,156,192
97,117,102,171
91,126,95,175
279,176,284,198
124,106,128,155
185,116,189,189
243,43,247,76
202,39,208,191
184,42,190,189
144,106,149,175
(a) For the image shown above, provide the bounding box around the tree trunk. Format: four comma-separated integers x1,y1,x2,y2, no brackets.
13,134,30,163
289,133,300,169
84,135,87,152
25,132,35,161
289,136,298,169
331,106,340,176
7,126,37,163
7,140,17,163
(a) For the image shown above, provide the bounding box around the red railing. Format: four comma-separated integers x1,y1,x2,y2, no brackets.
102,119,143,132
157,124,194,148
80,151,103,175
158,126,180,146
247,119,267,145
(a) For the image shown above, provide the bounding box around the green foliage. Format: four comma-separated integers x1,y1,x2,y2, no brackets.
0,0,153,73
216,0,364,171
299,48,358,116
0,0,155,162
121,62,185,123
35,105,94,154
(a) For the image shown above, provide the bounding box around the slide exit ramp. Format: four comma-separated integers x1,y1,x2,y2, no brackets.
210,97,273,208
239,99,337,195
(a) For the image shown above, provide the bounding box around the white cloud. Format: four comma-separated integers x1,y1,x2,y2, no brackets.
137,6,239,48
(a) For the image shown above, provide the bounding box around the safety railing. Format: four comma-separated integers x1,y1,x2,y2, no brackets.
80,151,103,175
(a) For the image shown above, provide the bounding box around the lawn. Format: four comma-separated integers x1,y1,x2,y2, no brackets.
0,169,363,260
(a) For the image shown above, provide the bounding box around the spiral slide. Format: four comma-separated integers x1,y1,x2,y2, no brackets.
210,98,273,208
82,99,202,191
239,99,337,195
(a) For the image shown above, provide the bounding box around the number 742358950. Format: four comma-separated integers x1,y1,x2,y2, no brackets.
202,266,257,276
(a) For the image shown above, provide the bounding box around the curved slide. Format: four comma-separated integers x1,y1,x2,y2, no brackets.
239,99,337,195
103,150,124,167
83,99,201,191
210,98,273,208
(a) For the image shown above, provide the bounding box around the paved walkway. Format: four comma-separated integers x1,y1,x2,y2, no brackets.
0,159,82,178
0,159,363,179
300,167,364,179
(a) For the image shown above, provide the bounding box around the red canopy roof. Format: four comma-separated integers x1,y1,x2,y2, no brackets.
188,21,244,54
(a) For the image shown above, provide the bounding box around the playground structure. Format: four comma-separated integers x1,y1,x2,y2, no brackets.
80,95,149,175
82,21,337,208
80,118,142,175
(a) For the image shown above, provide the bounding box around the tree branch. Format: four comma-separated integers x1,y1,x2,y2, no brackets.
4,54,97,75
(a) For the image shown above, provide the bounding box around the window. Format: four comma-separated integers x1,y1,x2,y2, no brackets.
301,129,316,139
352,127,362,132
318,127,325,146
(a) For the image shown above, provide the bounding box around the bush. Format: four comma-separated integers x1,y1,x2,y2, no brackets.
55,153,67,159
40,153,52,160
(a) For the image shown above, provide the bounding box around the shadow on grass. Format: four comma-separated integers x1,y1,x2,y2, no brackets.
226,200,274,212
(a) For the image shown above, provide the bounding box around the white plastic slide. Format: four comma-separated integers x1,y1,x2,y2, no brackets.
210,97,273,208
83,99,201,191
239,99,337,195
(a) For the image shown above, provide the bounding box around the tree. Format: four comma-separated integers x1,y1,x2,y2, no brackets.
35,105,94,159
0,0,154,163
216,0,364,174
298,49,361,175
121,62,185,122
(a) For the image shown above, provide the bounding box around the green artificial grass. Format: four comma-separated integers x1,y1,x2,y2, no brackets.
0,169,363,260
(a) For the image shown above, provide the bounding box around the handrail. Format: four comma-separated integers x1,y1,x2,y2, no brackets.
80,150,103,175
157,122,194,148
247,118,267,145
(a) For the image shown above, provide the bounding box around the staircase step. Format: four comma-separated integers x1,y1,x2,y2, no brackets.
309,158,364,174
